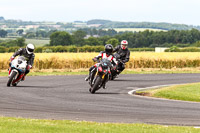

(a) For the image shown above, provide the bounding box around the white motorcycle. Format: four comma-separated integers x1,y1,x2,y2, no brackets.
7,56,27,87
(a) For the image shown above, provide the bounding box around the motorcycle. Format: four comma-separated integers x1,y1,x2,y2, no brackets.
110,53,125,80
7,56,27,87
88,58,112,94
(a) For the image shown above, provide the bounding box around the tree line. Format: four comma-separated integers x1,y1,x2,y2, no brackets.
49,29,200,48
0,28,118,38
1,29,200,48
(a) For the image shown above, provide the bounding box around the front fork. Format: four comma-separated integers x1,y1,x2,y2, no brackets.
9,69,24,84
9,69,19,78
92,71,106,87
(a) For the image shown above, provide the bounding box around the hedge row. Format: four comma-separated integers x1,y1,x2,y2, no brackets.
165,47,200,52
0,45,105,53
35,45,106,53
129,48,155,52
0,45,155,53
1,46,200,53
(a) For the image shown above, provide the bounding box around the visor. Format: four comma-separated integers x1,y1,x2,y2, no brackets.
28,48,34,53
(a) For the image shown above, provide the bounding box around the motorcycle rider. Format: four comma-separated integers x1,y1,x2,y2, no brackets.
113,40,130,74
9,43,35,81
85,44,117,89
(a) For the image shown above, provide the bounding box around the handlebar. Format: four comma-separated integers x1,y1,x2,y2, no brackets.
92,58,100,63
117,59,123,63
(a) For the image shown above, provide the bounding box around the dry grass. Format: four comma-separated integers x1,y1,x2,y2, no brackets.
1,52,200,70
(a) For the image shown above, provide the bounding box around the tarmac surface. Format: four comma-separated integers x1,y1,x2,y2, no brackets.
0,74,200,126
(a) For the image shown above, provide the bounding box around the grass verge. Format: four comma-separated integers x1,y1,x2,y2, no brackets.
0,117,199,133
136,83,200,102
2,68,200,77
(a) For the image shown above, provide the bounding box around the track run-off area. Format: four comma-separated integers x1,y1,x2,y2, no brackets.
0,74,200,126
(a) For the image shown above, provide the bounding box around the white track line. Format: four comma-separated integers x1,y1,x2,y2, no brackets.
128,84,200,104
128,84,179,95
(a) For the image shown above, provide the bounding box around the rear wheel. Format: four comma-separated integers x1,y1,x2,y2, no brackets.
110,71,117,80
12,83,17,86
110,75,115,80
90,76,101,94
7,71,17,87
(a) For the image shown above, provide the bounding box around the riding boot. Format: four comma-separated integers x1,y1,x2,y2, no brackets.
103,83,107,89
85,75,90,81
85,66,95,81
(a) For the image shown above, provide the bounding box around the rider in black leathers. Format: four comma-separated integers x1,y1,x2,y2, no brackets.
9,43,35,80
113,40,130,74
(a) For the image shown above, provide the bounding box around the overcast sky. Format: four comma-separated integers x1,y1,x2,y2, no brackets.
1,0,199,26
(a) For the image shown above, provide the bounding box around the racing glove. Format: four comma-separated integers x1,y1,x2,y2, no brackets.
27,65,32,70
92,57,97,62
10,56,15,61
113,65,117,70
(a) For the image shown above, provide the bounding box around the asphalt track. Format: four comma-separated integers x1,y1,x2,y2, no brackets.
0,74,200,126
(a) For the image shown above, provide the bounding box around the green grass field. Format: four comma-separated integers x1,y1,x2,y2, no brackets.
0,37,49,46
0,117,199,133
104,28,167,32
25,38,49,46
2,68,200,77
137,83,200,102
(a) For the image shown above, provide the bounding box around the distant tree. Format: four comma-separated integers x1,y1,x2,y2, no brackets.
106,38,119,47
72,30,87,46
15,37,26,47
107,29,117,36
91,28,98,35
24,32,36,38
85,37,101,46
99,35,111,45
0,29,8,37
189,28,200,43
36,30,48,38
47,30,57,37
98,29,107,36
0,37,25,47
16,29,24,36
50,31,72,46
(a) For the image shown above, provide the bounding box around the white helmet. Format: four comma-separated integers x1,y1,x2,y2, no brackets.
26,43,35,54
121,40,128,50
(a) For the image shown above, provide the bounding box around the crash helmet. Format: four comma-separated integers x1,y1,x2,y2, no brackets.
26,43,35,54
105,44,113,54
121,40,128,50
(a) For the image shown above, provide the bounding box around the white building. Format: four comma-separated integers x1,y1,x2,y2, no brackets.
155,47,168,52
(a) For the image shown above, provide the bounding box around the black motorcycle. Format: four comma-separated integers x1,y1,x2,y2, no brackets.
110,53,125,80
88,58,112,94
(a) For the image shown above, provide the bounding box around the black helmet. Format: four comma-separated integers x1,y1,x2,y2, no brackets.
105,44,113,54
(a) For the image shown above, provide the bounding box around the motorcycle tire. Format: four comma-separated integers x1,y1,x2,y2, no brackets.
110,73,117,80
110,76,114,80
7,71,17,87
90,76,101,94
12,83,17,86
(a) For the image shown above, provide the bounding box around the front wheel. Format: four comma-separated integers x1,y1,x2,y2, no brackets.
7,71,17,87
90,76,101,94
